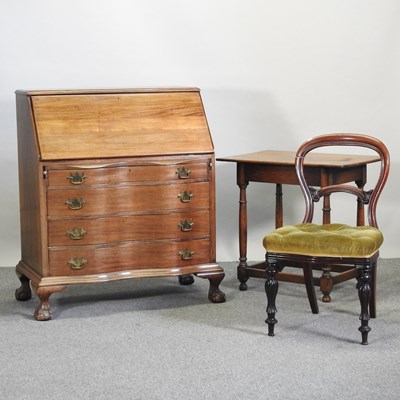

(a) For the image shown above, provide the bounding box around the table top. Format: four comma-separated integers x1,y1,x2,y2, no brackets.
217,150,380,168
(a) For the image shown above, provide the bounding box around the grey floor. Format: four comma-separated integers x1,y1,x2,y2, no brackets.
1,260,399,400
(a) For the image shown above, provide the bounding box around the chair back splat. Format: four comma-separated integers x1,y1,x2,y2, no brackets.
296,134,389,228
263,133,390,345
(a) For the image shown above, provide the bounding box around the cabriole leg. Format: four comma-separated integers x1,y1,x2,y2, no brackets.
197,271,226,303
32,284,67,321
208,272,226,303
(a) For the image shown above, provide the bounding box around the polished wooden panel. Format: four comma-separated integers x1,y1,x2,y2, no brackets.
30,90,214,160
15,94,48,275
218,149,379,167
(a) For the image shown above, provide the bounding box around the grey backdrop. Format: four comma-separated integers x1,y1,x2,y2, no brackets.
1,0,399,266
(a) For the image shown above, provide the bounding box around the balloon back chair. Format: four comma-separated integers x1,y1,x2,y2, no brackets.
263,133,390,345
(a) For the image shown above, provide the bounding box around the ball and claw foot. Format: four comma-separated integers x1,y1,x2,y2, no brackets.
34,303,52,321
32,285,67,321
15,275,32,301
239,282,248,291
206,272,226,303
208,288,226,303
178,274,195,285
15,286,32,302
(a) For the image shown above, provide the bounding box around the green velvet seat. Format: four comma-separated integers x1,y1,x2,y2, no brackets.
263,133,390,345
263,223,383,258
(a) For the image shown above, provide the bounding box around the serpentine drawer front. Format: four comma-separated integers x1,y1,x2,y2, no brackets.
48,239,212,276
48,210,210,246
47,181,211,216
46,162,209,186
15,88,225,320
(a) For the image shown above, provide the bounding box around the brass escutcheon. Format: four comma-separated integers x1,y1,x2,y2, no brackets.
68,257,87,270
178,190,193,203
178,219,194,232
66,227,87,240
179,248,194,260
176,167,191,179
65,197,85,210
67,172,86,185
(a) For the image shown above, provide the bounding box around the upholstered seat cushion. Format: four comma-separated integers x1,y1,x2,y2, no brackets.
263,223,383,258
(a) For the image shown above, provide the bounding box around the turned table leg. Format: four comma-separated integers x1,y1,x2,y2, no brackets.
237,164,249,291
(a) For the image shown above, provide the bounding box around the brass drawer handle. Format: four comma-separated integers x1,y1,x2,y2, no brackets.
178,190,193,203
68,257,87,270
179,248,194,260
66,198,85,210
176,167,191,179
178,219,194,232
66,227,86,240
67,172,86,185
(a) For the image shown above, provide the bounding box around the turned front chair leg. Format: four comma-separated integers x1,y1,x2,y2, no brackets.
265,259,280,336
357,266,372,345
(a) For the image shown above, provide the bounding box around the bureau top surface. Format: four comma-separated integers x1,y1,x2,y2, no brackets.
17,88,214,160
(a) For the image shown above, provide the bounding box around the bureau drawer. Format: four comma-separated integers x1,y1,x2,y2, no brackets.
47,182,210,216
48,210,210,246
47,162,209,187
48,239,212,276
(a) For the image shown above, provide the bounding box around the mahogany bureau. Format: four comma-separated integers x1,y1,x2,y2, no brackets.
15,88,225,320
